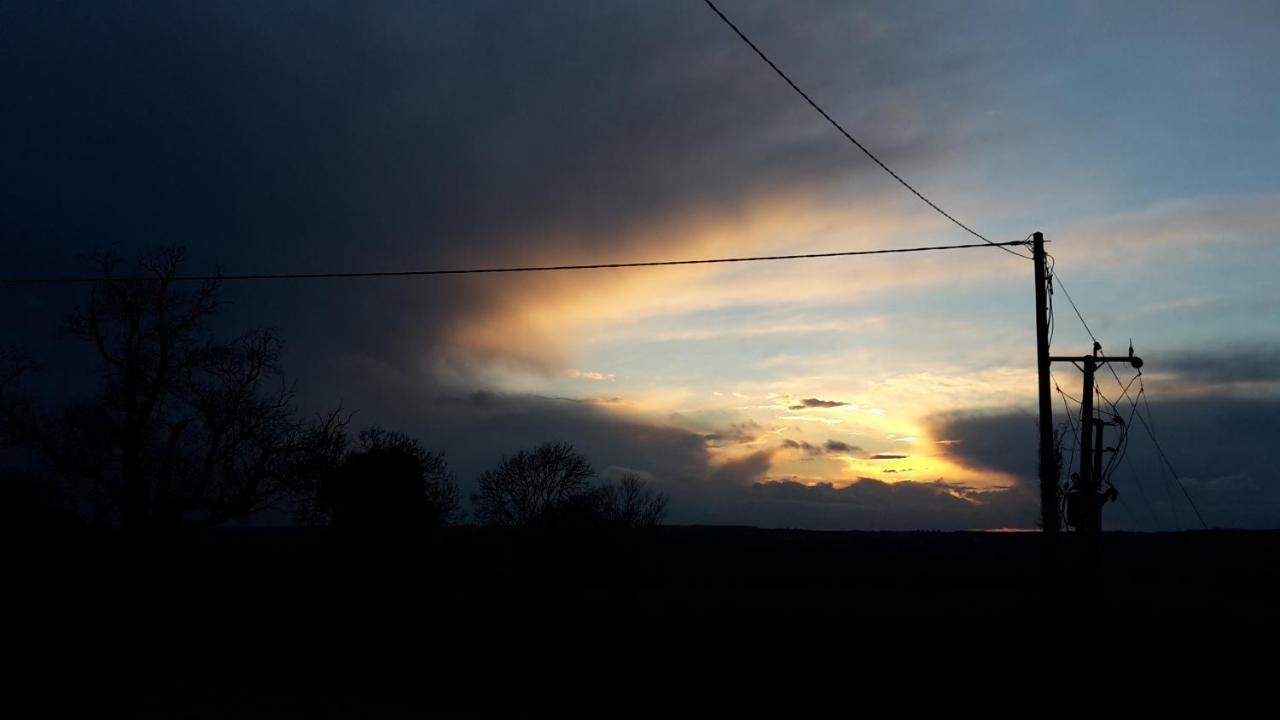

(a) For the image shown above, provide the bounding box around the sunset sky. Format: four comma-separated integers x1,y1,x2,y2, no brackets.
4,0,1279,529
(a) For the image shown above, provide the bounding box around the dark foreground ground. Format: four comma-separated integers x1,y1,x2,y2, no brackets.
12,525,1280,715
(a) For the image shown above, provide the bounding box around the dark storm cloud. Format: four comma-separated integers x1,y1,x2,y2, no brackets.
0,0,1012,428
0,1,990,521
0,11,1001,392
2,0,945,373
1164,345,1280,385
927,410,1038,480
788,398,850,410
929,397,1280,529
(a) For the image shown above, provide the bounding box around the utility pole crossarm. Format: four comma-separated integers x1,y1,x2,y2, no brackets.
1049,355,1143,368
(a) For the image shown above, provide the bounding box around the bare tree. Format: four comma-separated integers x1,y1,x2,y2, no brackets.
471,445,670,530
599,473,669,529
472,442,594,527
0,247,344,534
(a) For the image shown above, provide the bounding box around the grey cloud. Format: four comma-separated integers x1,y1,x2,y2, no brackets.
405,390,712,520
823,440,860,454
869,453,909,460
740,479,1035,531
928,410,1038,480
704,420,763,446
710,449,776,487
781,438,822,457
929,397,1280,529
788,398,850,410
1164,345,1280,385
780,438,860,457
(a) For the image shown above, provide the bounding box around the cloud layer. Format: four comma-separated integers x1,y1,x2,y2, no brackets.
4,2,1280,529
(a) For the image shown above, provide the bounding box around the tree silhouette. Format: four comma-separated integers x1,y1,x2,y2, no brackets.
599,473,669,529
311,427,460,533
472,442,594,527
0,247,344,534
472,444,669,530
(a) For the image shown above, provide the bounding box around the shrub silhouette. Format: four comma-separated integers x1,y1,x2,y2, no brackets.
313,428,459,534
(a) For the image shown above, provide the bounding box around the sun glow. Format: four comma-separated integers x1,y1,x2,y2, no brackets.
432,186,1043,491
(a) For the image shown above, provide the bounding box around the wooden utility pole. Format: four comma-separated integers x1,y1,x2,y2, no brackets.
1035,233,1143,566
1032,232,1057,537
1077,352,1098,533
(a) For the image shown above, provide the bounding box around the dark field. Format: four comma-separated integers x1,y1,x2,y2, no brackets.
13,525,1278,715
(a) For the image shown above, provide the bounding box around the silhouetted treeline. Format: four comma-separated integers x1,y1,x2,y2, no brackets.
0,246,677,716
0,247,669,540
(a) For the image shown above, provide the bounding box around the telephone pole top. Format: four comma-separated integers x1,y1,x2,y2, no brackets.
1033,233,1144,567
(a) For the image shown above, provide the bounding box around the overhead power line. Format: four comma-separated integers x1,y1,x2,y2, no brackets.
701,0,1031,260
0,240,1030,286
1131,378,1209,530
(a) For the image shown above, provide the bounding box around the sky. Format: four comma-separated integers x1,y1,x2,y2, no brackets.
3,0,1279,529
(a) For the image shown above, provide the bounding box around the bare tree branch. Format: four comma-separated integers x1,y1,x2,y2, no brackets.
0,247,341,534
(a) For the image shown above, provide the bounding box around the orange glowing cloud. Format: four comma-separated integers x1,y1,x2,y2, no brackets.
439,190,1029,377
